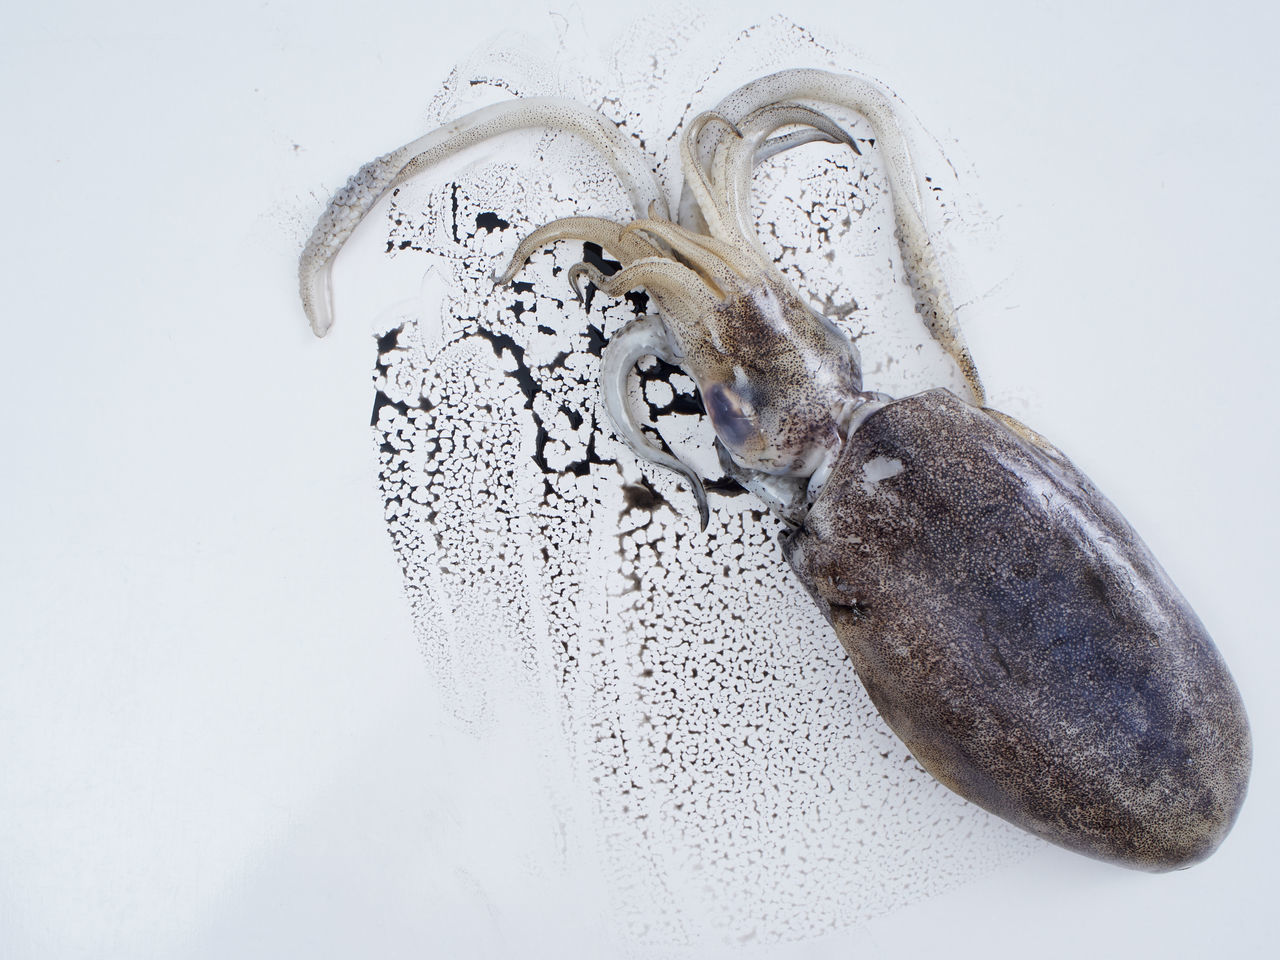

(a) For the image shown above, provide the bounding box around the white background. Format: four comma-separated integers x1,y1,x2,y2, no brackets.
3,1,1277,957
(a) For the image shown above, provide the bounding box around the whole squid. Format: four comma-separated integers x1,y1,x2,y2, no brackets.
300,69,1250,870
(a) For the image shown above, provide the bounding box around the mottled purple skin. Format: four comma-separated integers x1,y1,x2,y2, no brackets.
783,389,1251,869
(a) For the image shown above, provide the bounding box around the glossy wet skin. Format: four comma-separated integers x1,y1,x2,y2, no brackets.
690,283,863,477
299,69,1250,868
785,391,1251,869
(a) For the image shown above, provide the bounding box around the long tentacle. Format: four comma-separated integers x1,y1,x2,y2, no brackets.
678,112,738,243
600,315,709,529
718,103,857,261
681,69,985,405
676,116,843,233
299,97,668,337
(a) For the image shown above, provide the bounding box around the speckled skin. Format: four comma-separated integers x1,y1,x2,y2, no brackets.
783,389,1251,869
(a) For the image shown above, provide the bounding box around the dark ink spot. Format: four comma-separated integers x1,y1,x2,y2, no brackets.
475,211,510,233
371,390,411,428
703,476,748,496
562,404,584,430
583,324,608,358
622,478,668,514
450,184,460,243
376,325,402,356
625,290,650,316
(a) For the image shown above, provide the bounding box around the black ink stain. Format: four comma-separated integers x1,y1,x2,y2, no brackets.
583,323,607,358
622,478,668,513
471,324,618,488
625,290,649,316
475,211,510,233
371,390,411,429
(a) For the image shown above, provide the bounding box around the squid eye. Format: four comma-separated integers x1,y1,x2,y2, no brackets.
705,383,761,453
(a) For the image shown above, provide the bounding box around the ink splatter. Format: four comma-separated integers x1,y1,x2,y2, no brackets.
359,13,1031,952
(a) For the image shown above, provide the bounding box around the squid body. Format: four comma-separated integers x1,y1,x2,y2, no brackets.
300,69,1250,870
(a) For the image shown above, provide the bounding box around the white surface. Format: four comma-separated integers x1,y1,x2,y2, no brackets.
2,1,1276,957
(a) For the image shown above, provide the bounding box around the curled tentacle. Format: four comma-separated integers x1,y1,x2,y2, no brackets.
571,257,724,346
756,125,855,165
717,103,858,263
300,97,668,336
495,216,661,285
683,69,985,405
678,112,737,243
678,103,858,284
675,111,846,232
565,262,615,303
601,315,709,529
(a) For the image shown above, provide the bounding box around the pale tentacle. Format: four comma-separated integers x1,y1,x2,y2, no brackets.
567,258,723,345
756,126,853,165
678,113,741,232
687,69,985,405
717,103,858,263
565,262,608,303
678,112,736,243
676,109,854,240
300,97,668,337
624,220,764,284
601,314,709,529
620,219,752,297
682,107,841,249
495,216,661,285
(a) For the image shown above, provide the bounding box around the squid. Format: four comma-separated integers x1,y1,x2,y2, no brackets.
300,69,1250,870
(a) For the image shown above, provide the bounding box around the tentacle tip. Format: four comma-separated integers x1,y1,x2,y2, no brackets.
493,260,521,287
301,260,337,338
711,112,744,139
567,262,595,305
304,299,334,338
825,123,858,153
691,479,710,531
